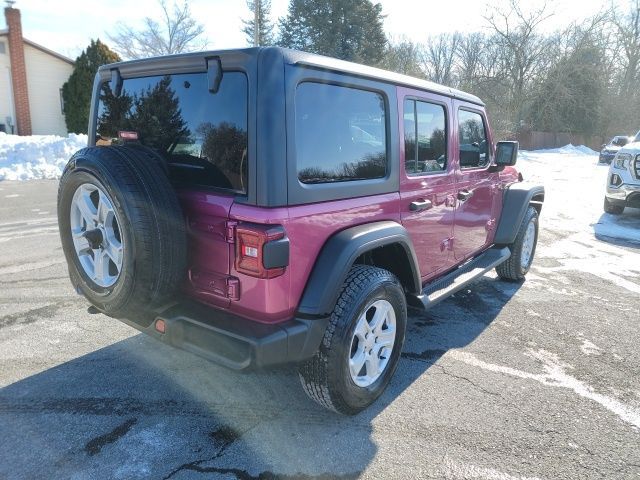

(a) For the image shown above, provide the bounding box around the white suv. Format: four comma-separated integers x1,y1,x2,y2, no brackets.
604,130,640,215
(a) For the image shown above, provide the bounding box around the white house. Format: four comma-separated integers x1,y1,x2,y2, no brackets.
1,5,73,136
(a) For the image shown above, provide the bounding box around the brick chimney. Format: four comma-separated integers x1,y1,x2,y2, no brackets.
4,5,31,136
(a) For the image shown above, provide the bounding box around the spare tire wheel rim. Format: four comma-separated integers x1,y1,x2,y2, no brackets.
521,220,536,269
70,183,124,288
349,299,397,388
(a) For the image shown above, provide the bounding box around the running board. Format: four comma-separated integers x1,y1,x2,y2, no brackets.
413,247,511,310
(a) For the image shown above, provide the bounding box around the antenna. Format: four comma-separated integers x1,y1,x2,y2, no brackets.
5,0,17,7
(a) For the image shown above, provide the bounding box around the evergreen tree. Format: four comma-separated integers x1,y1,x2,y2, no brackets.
62,40,121,134
242,0,274,46
127,76,189,152
277,0,387,66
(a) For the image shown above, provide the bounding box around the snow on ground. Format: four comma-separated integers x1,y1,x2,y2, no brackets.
0,132,87,181
518,144,639,246
518,144,640,295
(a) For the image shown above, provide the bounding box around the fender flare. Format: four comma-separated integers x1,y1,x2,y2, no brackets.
494,182,545,245
297,221,421,317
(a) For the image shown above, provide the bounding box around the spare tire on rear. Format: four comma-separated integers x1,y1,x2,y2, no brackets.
57,145,187,319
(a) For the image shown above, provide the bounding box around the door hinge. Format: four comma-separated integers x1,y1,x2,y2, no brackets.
225,221,237,243
226,277,240,301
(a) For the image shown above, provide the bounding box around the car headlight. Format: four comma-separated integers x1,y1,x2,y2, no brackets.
613,153,632,169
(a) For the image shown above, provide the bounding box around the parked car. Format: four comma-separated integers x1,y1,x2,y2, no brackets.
604,130,640,214
57,47,544,414
599,135,632,164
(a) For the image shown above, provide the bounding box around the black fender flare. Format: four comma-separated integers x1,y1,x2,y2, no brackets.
494,182,545,246
297,221,421,317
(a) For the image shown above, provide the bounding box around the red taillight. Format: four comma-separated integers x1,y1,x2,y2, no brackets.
235,224,287,278
155,318,166,334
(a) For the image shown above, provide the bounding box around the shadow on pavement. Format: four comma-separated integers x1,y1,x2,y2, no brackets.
593,207,640,248
0,276,521,480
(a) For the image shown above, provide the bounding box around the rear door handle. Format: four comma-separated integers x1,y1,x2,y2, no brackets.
409,199,433,211
457,190,473,202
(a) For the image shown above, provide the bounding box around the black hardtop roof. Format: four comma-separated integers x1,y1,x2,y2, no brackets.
99,47,484,106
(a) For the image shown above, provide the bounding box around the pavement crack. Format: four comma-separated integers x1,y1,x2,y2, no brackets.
434,364,501,397
162,424,251,480
84,417,137,456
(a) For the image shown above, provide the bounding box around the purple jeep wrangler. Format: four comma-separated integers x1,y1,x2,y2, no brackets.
57,47,544,414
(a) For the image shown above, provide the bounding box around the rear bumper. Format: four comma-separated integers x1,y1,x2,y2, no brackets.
120,300,328,371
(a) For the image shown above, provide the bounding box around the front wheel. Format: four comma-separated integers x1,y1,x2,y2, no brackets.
298,265,407,415
496,206,539,281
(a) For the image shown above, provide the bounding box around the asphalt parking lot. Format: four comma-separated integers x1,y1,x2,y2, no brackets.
0,179,639,479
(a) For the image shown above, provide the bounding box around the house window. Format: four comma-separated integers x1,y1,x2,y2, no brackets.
59,88,65,114
0,42,6,54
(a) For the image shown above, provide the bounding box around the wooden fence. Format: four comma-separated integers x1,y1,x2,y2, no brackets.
515,131,608,151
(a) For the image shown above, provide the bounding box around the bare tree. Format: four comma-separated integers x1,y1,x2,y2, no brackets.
613,0,640,96
422,33,461,85
484,0,554,127
378,36,425,78
455,33,486,89
108,0,207,59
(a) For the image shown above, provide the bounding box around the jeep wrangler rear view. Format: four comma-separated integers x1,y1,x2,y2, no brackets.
57,47,544,415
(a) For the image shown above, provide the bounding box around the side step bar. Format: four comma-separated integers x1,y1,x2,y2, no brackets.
414,247,511,310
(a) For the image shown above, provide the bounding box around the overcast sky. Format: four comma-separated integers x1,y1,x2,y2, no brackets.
6,0,620,60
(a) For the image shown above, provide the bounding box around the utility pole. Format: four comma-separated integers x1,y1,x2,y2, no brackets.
253,1,259,47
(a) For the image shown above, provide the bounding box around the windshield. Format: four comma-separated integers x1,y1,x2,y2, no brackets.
612,136,629,147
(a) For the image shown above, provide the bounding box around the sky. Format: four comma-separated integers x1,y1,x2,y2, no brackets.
3,0,624,60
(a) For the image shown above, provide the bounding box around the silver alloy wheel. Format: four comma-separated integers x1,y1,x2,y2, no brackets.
70,183,124,288
521,220,536,269
349,299,397,388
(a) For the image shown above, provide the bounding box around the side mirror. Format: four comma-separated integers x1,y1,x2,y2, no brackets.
495,141,518,167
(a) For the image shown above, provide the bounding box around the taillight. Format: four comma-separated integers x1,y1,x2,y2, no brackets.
235,224,289,278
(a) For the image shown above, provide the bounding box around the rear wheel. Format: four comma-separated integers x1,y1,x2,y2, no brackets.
58,145,187,318
496,206,539,281
604,197,624,215
298,265,407,415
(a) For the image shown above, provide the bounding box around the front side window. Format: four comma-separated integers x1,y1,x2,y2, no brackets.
97,71,248,193
295,82,387,184
404,99,447,175
458,109,489,169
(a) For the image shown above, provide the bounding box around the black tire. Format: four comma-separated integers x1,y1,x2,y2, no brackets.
123,143,169,175
57,145,187,318
496,206,539,281
604,197,624,215
298,265,407,415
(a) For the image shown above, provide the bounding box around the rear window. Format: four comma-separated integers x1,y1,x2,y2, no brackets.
295,82,387,184
96,71,248,193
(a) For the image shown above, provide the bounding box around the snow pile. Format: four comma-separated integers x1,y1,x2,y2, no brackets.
537,144,598,156
0,132,87,181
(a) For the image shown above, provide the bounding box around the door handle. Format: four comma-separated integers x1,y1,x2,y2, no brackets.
457,190,473,202
409,199,433,211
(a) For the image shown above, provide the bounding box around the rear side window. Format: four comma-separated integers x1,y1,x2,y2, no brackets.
404,99,447,175
295,82,387,184
458,109,489,169
96,71,248,193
